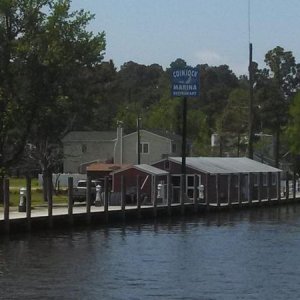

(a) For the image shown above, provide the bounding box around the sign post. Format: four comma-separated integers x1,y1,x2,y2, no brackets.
171,67,200,206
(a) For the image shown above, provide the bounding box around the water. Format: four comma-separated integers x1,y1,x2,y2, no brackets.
1,205,300,299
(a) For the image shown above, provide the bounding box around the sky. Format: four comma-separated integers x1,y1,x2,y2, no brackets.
70,0,300,76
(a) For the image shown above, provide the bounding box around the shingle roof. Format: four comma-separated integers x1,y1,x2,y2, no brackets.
86,163,129,172
62,131,117,142
169,157,282,174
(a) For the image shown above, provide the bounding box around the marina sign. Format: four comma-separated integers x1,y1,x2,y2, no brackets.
171,67,200,97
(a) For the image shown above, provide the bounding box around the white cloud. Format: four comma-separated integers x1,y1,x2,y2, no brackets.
194,49,223,65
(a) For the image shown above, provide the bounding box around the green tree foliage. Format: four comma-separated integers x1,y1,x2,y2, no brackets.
217,88,249,156
256,46,300,166
0,0,106,178
287,92,300,154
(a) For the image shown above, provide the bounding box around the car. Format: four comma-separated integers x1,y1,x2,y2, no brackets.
73,179,104,203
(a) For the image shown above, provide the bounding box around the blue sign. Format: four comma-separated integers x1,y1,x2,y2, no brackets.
171,67,200,97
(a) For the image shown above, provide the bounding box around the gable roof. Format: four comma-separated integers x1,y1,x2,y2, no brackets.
113,164,169,176
62,131,117,142
168,157,282,174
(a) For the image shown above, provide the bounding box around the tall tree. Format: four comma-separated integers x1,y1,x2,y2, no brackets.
258,46,300,167
0,1,106,200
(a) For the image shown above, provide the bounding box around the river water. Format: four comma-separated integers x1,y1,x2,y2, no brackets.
1,205,300,300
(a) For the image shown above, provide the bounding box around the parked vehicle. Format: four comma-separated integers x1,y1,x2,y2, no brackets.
73,179,104,203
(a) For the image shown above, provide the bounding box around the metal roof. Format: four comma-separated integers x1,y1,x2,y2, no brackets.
134,164,169,176
113,164,169,176
169,157,282,174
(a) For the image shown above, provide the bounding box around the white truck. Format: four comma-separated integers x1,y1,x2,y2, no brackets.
72,179,104,203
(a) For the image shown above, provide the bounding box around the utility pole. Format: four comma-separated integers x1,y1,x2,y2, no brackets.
248,43,254,159
137,115,141,164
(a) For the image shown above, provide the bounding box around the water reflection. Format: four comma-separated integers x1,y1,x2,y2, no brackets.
1,204,300,299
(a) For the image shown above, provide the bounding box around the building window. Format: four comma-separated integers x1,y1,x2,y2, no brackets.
138,142,149,154
82,144,87,153
172,175,181,187
263,173,268,186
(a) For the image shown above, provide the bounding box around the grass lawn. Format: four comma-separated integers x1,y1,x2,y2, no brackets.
1,177,68,207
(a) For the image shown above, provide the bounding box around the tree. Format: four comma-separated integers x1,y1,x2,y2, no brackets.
257,46,300,167
287,92,300,154
217,88,249,156
0,0,106,201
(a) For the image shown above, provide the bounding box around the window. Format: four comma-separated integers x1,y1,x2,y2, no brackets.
81,144,87,153
263,173,267,186
172,175,181,187
138,142,149,154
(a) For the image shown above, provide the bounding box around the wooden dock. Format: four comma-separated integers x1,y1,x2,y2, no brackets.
1,175,300,234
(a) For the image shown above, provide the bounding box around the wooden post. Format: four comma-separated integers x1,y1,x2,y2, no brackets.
136,175,141,218
26,176,32,231
285,171,289,201
216,174,220,207
205,173,209,208
248,173,252,204
267,172,272,202
277,172,281,202
86,176,91,224
3,178,10,234
293,171,296,201
180,174,185,214
47,174,53,228
227,174,232,207
121,175,126,220
193,174,198,213
67,177,73,225
104,176,109,222
238,173,242,206
167,174,172,216
153,176,157,217
258,172,262,203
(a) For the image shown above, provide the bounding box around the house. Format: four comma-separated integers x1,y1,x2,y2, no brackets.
62,131,117,173
114,126,182,165
62,126,182,173
152,157,282,203
112,164,169,202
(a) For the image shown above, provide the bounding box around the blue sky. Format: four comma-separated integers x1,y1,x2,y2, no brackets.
71,0,300,76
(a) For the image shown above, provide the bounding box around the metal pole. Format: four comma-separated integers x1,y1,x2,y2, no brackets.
181,96,187,203
248,43,254,159
137,116,141,164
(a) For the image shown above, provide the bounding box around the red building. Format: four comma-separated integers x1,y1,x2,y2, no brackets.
112,164,169,201
152,157,282,203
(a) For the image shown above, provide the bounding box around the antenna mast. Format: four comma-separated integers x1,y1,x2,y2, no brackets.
248,0,254,159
